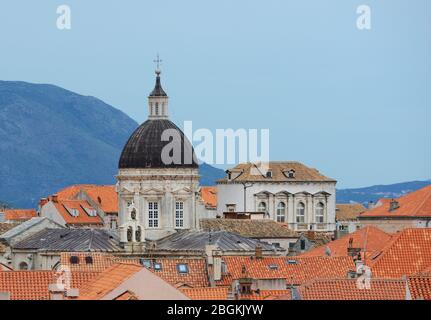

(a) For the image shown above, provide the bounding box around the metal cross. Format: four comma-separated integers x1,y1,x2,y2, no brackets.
153,54,162,69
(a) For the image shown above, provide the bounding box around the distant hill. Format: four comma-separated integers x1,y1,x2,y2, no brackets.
0,81,224,208
337,180,431,205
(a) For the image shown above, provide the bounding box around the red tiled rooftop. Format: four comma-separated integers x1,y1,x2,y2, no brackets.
360,185,431,218
182,287,230,300
0,270,98,300
300,226,393,258
370,228,431,278
217,255,355,286
298,278,407,300
200,187,217,209
4,209,37,221
53,199,103,226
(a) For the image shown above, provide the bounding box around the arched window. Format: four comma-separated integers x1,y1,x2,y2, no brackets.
316,202,325,223
296,202,305,223
276,202,286,223
131,208,136,220
19,262,29,270
155,103,159,115
258,202,267,213
127,226,133,242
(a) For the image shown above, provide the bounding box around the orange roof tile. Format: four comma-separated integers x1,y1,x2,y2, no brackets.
4,209,37,221
60,253,116,273
56,184,118,214
360,185,431,218
408,275,431,300
182,287,230,300
117,258,210,288
300,226,393,258
0,270,98,300
83,185,118,213
370,228,431,278
217,255,355,286
242,290,292,300
78,263,142,300
298,278,407,300
200,187,217,209
53,199,103,226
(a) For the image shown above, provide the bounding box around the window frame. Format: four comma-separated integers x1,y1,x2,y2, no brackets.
148,201,160,228
296,202,305,223
276,202,286,223
175,201,185,229
315,202,325,223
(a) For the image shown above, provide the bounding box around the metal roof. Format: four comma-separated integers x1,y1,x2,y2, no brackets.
0,217,63,244
12,228,122,252
155,230,282,253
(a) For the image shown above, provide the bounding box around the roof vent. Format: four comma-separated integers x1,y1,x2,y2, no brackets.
69,256,79,265
389,199,400,212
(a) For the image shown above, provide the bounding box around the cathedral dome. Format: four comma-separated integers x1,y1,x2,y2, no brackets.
118,119,198,169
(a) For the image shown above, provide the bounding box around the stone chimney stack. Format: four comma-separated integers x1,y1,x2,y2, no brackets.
48,284,65,300
389,199,400,212
0,292,11,300
255,245,263,259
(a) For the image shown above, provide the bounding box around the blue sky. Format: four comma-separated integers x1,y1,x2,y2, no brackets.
0,0,430,188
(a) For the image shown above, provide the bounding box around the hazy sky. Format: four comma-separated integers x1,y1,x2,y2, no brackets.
0,0,430,188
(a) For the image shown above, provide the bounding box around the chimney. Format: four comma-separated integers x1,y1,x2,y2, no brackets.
48,283,65,300
39,198,49,209
51,194,58,203
368,201,374,210
66,288,80,299
389,199,399,212
205,244,217,265
255,245,263,259
0,292,11,300
213,251,222,282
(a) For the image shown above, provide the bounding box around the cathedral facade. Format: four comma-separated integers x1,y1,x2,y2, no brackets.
116,68,200,251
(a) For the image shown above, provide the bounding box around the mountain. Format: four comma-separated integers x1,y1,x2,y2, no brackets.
199,163,226,186
0,81,224,208
337,180,431,205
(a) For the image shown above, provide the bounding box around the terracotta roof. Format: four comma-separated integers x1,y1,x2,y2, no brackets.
83,185,118,213
53,199,103,226
57,184,97,200
360,185,431,218
297,278,407,300
182,287,230,300
3,209,37,221
78,263,143,300
60,253,116,272
200,187,217,209
336,204,366,221
300,226,392,258
408,275,431,300
141,258,210,288
57,184,118,214
59,254,210,289
217,255,355,286
241,290,292,300
0,271,98,300
200,219,298,238
370,228,431,278
218,162,336,183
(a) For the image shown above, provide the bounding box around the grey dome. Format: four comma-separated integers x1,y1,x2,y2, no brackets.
119,119,198,169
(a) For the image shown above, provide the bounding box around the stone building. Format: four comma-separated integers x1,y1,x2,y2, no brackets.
116,67,202,251
217,162,337,232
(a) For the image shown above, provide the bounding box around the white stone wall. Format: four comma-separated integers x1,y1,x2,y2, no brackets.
39,202,67,227
217,181,336,231
117,167,200,242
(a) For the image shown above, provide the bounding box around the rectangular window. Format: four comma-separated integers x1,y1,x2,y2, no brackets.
175,201,184,228
148,202,159,228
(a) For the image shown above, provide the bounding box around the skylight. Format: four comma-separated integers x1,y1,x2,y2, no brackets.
177,263,189,274
154,262,162,271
